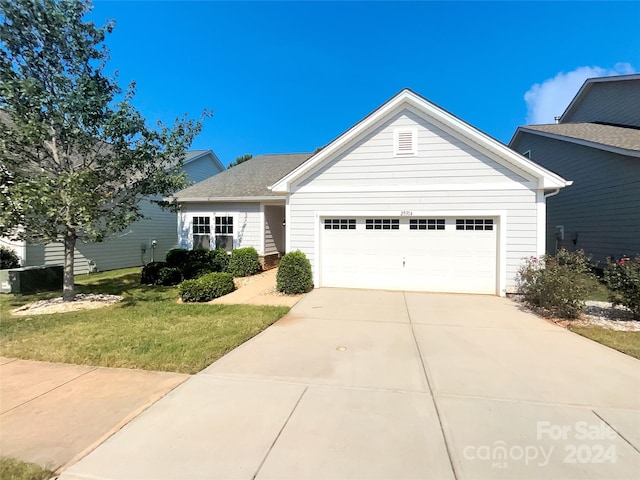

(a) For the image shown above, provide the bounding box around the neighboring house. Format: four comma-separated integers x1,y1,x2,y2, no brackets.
174,89,569,295
1,149,224,274
510,74,640,266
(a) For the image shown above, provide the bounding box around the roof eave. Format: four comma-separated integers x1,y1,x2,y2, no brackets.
172,196,288,203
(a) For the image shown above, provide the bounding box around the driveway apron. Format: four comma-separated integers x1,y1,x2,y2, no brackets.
59,289,640,480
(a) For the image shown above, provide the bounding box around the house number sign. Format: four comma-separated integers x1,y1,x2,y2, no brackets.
400,210,413,216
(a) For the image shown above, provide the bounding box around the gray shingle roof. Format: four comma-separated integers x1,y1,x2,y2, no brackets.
173,153,314,200
521,123,640,152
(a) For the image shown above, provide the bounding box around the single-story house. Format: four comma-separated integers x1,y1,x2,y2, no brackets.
173,89,570,295
1,149,224,274
509,74,640,266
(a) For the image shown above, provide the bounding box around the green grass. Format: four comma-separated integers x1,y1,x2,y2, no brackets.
0,268,289,374
568,325,640,360
0,457,53,480
585,277,611,302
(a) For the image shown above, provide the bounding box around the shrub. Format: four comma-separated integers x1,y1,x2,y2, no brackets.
517,249,595,319
156,267,183,286
227,247,261,277
604,255,640,319
277,250,313,294
166,248,189,267
0,246,20,269
182,249,215,279
179,272,235,302
209,248,230,273
140,261,168,285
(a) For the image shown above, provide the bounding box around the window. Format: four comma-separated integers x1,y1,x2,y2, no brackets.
215,216,233,234
324,219,356,230
192,216,211,249
365,219,399,230
215,216,233,251
456,219,494,231
410,219,445,230
394,129,417,156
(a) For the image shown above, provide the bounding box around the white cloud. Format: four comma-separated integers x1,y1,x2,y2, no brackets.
524,63,636,124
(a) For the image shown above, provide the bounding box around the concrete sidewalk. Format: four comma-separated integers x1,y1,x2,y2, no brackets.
59,290,640,480
0,357,187,472
210,268,303,307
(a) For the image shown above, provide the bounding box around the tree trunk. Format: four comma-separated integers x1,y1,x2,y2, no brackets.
62,231,76,302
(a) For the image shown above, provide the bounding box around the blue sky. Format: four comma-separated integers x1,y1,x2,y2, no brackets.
90,1,640,166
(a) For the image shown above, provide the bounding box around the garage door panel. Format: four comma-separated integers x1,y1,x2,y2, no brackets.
320,217,497,294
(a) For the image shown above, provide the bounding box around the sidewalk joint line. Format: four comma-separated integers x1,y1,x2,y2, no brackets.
1,366,98,416
403,291,459,480
252,386,308,480
592,410,640,454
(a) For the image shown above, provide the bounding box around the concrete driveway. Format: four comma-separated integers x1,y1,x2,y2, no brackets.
60,289,640,480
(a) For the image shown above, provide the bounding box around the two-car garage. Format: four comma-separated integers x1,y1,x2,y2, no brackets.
319,216,499,295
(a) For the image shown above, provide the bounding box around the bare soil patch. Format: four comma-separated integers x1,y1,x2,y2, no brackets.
10,294,123,316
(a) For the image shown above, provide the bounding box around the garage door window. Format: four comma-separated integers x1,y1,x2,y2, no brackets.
324,219,356,230
456,219,494,231
366,219,399,230
410,219,445,230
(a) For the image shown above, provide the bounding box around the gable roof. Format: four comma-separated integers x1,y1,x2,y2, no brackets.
513,123,640,158
173,153,313,202
184,149,225,171
270,89,569,193
559,73,640,124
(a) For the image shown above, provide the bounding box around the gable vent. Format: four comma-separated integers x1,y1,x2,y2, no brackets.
394,128,417,156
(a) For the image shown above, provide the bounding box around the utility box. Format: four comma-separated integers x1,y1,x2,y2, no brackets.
0,265,63,294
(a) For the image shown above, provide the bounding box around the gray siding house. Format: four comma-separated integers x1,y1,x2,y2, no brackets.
1,150,224,274
174,90,569,295
510,74,640,265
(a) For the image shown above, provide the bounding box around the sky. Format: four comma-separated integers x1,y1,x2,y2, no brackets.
89,1,640,166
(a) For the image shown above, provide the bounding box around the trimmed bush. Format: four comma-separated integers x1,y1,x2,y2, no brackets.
0,246,20,269
182,249,215,279
179,272,235,302
227,247,261,277
604,255,640,319
156,267,183,286
166,248,189,267
141,261,168,285
209,248,230,273
517,249,595,319
277,250,313,294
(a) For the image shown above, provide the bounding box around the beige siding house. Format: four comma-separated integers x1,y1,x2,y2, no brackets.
510,74,640,265
174,90,569,295
1,150,224,274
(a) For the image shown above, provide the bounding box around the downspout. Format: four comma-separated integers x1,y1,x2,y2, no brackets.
544,188,560,199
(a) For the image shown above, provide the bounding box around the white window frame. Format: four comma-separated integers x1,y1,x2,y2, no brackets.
393,128,418,156
214,215,234,252
192,215,211,250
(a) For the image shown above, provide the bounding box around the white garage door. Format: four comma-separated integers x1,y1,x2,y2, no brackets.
320,217,497,294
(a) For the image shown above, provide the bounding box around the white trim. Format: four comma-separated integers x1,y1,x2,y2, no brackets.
259,204,265,256
536,190,546,258
294,182,537,194
285,196,291,253
271,89,569,192
514,127,640,158
313,209,508,296
175,196,287,203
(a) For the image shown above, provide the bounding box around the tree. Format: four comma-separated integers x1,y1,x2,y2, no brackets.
0,0,209,301
227,153,252,169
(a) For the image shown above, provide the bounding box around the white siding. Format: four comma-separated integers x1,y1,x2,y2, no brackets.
178,203,262,253
264,205,285,255
298,108,534,190
289,108,540,294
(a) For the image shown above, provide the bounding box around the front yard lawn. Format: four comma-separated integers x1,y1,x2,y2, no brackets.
0,268,289,374
0,457,53,480
568,325,640,360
